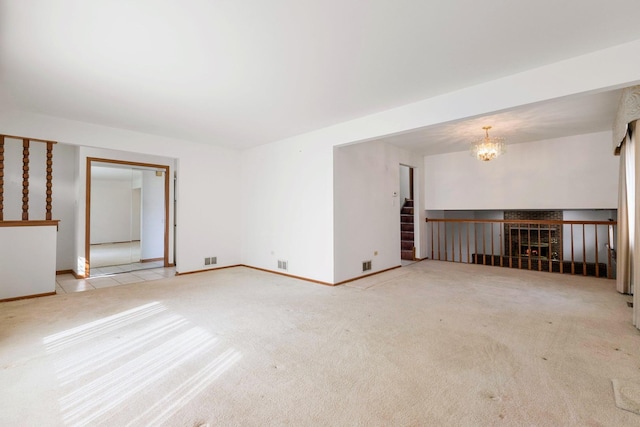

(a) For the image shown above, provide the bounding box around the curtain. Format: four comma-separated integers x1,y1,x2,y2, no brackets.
631,121,640,327
617,132,632,294
613,86,640,329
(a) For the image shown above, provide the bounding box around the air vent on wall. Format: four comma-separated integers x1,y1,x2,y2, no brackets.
362,260,372,272
278,260,288,271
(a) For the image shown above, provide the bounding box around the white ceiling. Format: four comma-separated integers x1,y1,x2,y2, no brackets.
1,1,639,153
378,89,624,155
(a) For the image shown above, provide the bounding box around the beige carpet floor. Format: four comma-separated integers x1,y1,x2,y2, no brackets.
1,261,640,426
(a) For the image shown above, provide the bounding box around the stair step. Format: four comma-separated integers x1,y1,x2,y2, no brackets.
401,223,413,232
401,207,414,215
403,199,414,208
401,215,414,224
401,249,414,260
401,231,414,240
401,241,413,250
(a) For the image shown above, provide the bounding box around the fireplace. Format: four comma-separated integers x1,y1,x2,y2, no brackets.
504,211,563,261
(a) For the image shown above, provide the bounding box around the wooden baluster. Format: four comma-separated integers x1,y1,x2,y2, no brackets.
0,135,4,221
22,139,29,220
491,223,495,266
607,224,613,279
458,222,462,263
517,224,522,269
559,224,564,274
499,223,503,267
538,224,542,272
430,221,434,260
527,224,532,270
46,142,54,220
594,224,599,278
467,223,471,264
451,223,455,262
582,224,587,276
474,223,478,265
508,225,513,268
438,222,442,261
548,227,553,273
570,224,575,275
482,223,486,265
444,221,448,261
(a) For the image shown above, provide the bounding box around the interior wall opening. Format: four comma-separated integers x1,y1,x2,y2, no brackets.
86,158,171,277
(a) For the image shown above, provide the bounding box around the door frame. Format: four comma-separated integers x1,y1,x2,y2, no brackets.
85,157,171,277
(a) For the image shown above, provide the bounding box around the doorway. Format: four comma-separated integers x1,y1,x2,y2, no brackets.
400,164,416,265
85,158,171,277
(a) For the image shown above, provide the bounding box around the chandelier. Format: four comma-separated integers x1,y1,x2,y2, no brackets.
471,126,505,161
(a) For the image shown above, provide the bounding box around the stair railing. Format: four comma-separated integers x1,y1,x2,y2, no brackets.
425,218,617,279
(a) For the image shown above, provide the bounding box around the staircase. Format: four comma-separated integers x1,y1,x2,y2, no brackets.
401,199,415,260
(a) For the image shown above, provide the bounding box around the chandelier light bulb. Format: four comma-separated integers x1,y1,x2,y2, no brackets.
471,126,505,161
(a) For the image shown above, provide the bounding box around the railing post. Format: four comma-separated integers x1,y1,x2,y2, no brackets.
430,220,434,260
491,223,495,266
582,224,587,276
571,224,575,275
537,224,542,272
482,223,486,265
46,142,53,221
474,223,478,265
499,223,504,267
548,227,553,273
607,224,613,279
458,222,462,263
466,223,470,263
437,222,441,261
22,139,29,220
444,221,448,262
508,224,513,268
527,223,532,270
594,224,599,278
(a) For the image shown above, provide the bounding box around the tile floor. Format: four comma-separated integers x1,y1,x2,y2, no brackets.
89,260,165,277
55,266,176,294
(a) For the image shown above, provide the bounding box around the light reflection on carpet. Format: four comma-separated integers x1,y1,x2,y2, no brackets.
43,302,241,426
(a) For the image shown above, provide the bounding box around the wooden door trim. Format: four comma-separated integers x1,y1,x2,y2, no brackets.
85,157,171,278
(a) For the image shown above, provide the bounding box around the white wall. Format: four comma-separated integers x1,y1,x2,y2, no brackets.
2,40,639,283
131,188,141,240
333,140,422,283
424,131,619,210
399,165,411,208
1,138,77,270
90,178,134,244
53,143,78,271
141,170,165,260
241,137,335,283
0,225,57,299
0,109,242,276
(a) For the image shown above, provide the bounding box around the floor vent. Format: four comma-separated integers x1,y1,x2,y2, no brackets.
362,260,372,272
278,260,288,271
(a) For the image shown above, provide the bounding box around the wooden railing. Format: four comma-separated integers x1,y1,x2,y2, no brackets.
0,134,57,222
425,218,617,279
